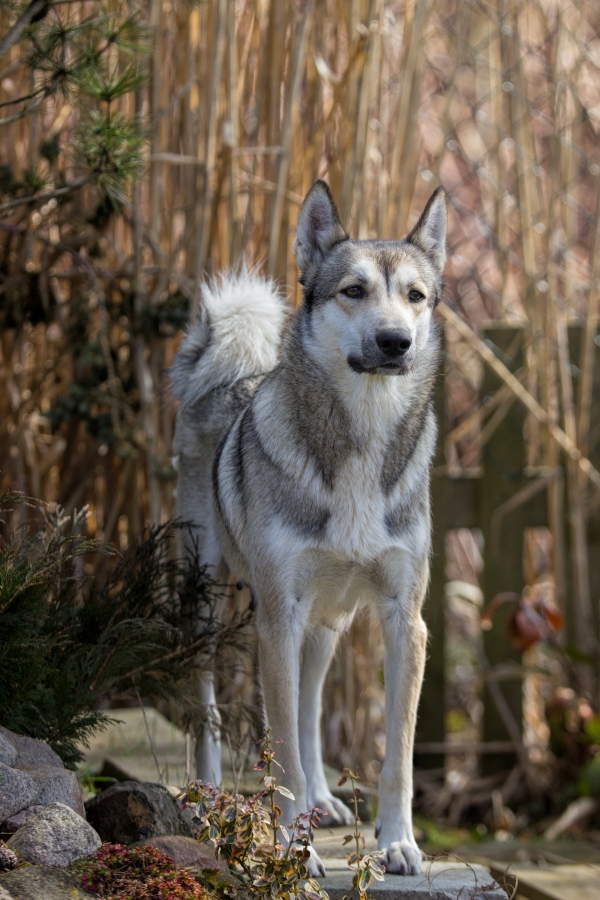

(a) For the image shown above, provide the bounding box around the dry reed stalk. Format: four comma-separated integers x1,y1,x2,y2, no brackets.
383,0,432,237
226,0,241,267
268,0,315,277
192,0,228,313
150,0,163,243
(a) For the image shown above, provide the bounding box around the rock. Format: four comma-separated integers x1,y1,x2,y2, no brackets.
85,781,192,845
0,738,17,770
132,835,228,873
0,866,95,899
17,766,84,817
0,764,39,823
0,807,44,835
0,846,17,872
0,729,62,771
6,802,101,867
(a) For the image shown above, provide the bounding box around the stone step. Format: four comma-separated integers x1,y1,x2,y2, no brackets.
317,859,508,900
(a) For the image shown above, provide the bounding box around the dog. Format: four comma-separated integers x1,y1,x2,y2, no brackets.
171,180,446,877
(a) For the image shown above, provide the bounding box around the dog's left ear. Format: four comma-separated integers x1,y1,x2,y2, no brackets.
407,187,447,274
294,180,348,275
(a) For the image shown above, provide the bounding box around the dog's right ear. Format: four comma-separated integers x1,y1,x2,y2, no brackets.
294,180,348,275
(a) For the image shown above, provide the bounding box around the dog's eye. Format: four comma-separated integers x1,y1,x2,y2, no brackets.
342,285,365,299
408,289,425,303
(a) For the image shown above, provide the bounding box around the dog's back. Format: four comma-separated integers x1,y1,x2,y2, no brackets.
171,267,288,571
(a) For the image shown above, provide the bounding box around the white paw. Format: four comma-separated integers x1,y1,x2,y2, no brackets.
305,846,327,878
379,838,422,876
307,791,354,826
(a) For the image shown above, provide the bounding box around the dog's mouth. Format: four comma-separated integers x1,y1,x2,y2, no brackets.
347,355,411,376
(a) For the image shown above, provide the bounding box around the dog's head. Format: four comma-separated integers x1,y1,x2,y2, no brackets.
293,180,446,376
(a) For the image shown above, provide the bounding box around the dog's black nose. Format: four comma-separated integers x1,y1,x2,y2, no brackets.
375,329,412,357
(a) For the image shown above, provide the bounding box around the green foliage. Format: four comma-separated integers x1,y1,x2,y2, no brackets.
72,109,145,207
0,492,251,767
1,3,148,203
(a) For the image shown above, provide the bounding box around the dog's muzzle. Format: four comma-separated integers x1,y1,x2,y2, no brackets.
348,329,414,375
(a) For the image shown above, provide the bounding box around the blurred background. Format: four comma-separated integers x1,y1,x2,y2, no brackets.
2,0,600,848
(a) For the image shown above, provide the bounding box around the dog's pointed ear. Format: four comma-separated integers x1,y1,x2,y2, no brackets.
294,180,348,275
407,187,447,274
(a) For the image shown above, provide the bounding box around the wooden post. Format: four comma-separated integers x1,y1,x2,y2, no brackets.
569,327,600,686
415,336,447,769
481,324,528,775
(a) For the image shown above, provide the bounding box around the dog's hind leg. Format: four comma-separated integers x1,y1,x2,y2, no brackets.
299,625,353,826
176,450,226,785
375,563,428,876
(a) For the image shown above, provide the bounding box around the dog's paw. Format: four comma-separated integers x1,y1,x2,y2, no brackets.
305,846,327,878
379,839,422,875
308,792,354,826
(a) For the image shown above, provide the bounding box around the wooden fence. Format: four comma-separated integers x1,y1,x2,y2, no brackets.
416,322,600,776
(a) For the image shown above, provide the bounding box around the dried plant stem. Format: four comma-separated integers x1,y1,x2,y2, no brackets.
267,0,314,276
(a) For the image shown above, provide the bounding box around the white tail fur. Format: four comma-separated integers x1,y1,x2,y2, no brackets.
170,267,288,408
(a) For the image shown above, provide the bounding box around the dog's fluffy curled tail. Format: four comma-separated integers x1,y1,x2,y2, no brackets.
170,267,288,408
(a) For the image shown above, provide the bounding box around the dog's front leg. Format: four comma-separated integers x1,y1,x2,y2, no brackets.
299,625,353,826
257,606,326,878
376,587,428,875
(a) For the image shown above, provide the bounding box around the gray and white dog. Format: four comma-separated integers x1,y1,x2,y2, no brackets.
171,180,446,877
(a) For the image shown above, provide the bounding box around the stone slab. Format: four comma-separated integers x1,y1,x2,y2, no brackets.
317,859,508,900
488,862,600,900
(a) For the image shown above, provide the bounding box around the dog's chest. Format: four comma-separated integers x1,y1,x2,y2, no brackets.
325,440,391,560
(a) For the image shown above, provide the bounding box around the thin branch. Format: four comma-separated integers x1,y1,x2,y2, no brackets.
0,0,51,62
0,174,94,216
135,688,165,784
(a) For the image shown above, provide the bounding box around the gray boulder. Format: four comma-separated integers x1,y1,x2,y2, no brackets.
0,866,95,899
6,802,101,867
85,781,192,845
0,736,17,769
0,806,45,835
0,729,62,770
17,765,84,817
0,764,39,823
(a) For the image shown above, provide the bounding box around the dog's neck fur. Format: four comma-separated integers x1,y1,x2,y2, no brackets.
283,304,438,441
